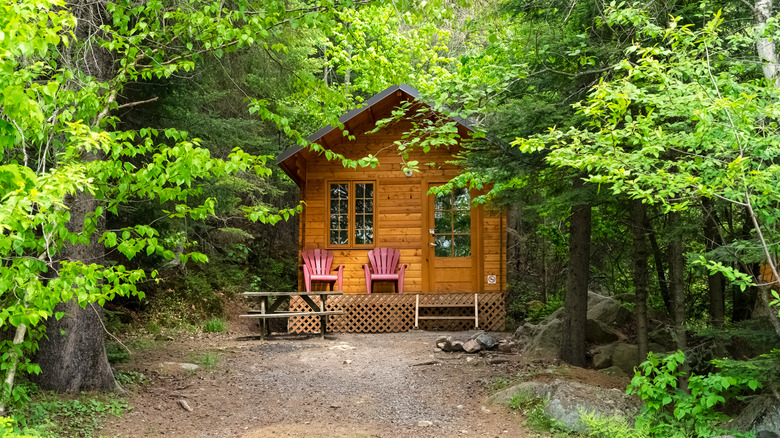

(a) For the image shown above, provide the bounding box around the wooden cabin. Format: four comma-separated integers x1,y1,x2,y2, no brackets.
277,84,506,332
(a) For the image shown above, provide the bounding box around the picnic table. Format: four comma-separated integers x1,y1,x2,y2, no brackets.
239,291,344,339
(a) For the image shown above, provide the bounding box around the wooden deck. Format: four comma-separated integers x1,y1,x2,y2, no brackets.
288,292,505,333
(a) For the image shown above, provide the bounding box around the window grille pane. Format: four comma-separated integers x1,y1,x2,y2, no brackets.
453,188,470,210
435,235,452,257
453,212,470,234
454,235,471,257
434,193,451,210
434,211,452,234
330,183,349,245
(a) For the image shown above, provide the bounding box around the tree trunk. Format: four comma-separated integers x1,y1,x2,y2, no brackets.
702,197,725,329
629,199,649,364
754,0,780,339
32,0,118,394
506,204,524,311
668,211,688,388
645,215,673,318
559,176,591,367
33,187,116,393
755,0,780,87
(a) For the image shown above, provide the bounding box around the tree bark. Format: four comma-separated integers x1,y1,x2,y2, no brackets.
645,215,673,318
629,199,649,364
754,0,780,339
755,0,780,87
33,186,117,393
31,0,118,394
668,210,688,388
559,176,591,367
702,197,725,329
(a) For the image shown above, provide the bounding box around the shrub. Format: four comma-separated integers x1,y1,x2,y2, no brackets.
203,318,226,333
627,350,759,437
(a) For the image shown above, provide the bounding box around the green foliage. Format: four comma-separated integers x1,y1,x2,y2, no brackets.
513,6,780,294
13,391,128,438
508,393,565,434
115,371,147,387
491,377,510,391
0,417,39,438
203,318,226,333
580,412,650,438
627,351,759,437
713,349,780,392
525,296,565,324
105,341,130,364
192,351,221,369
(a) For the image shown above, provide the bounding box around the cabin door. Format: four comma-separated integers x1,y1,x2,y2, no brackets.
424,184,475,292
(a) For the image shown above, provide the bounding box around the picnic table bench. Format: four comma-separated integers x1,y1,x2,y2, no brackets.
239,291,344,339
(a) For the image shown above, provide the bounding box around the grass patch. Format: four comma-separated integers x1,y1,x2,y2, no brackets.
126,337,157,350
203,317,226,333
491,377,510,391
115,370,148,387
192,351,221,369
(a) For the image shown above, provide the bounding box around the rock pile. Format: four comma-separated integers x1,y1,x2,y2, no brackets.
435,331,511,354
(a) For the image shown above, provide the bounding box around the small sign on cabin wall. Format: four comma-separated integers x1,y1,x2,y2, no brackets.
487,275,497,285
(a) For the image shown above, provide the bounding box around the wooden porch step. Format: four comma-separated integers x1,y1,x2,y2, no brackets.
417,316,476,320
239,311,343,319
414,293,480,329
417,304,474,308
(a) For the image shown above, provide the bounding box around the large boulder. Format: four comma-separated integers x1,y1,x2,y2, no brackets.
491,379,641,433
514,318,563,359
585,319,620,344
648,325,676,351
611,343,640,375
587,292,631,326
730,395,780,436
592,343,617,370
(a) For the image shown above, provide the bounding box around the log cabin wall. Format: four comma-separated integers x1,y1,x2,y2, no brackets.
294,108,505,295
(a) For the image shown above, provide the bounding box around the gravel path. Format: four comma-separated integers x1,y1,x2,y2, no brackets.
101,330,532,437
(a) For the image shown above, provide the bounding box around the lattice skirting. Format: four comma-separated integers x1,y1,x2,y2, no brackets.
288,292,505,334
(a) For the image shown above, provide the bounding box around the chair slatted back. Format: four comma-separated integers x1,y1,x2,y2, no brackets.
301,249,333,275
368,248,400,274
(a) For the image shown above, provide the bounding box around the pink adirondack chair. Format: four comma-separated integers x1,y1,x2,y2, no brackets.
300,249,344,292
363,248,407,294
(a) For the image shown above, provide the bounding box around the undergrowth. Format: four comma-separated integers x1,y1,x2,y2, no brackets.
203,317,226,333
10,384,129,438
508,392,567,435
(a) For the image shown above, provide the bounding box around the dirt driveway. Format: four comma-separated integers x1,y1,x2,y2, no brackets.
100,328,533,438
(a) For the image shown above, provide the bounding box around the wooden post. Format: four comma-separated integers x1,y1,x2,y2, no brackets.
320,294,327,339
415,294,419,329
474,293,479,329
260,297,267,340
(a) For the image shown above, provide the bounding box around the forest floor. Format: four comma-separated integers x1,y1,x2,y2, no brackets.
98,303,623,438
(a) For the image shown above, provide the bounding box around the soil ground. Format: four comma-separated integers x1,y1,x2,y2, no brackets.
99,308,628,438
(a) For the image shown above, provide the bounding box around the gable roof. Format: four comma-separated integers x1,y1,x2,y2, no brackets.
277,84,473,184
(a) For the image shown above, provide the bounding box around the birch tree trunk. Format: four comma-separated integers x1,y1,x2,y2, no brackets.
753,0,780,337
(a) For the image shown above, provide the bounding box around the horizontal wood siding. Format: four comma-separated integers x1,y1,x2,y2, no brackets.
300,112,505,294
